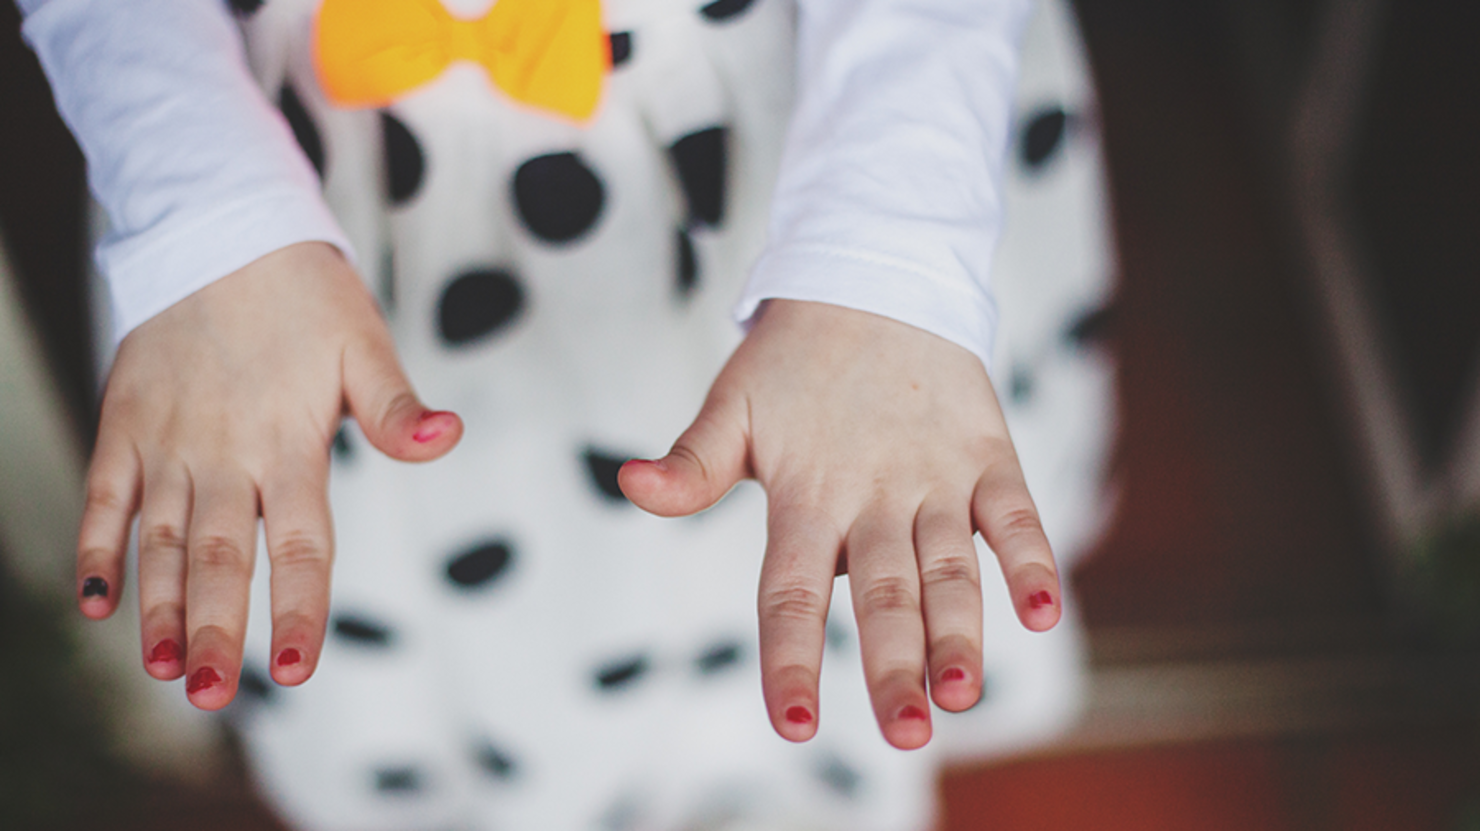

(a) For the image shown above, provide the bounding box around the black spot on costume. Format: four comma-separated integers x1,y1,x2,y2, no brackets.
445,539,515,589
381,111,426,205
1020,106,1069,170
594,654,650,692
513,152,606,243
437,267,525,346
333,614,395,647
278,84,325,179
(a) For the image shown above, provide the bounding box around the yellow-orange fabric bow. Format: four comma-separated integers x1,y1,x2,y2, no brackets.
315,0,609,122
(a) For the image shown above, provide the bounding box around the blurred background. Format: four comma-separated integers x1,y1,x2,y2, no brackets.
2,0,1478,828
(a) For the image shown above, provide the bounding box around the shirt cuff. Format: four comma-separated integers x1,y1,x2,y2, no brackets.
735,241,999,371
100,186,354,341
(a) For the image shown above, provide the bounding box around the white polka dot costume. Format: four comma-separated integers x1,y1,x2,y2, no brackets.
34,0,1116,827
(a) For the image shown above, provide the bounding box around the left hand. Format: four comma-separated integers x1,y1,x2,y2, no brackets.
619,299,1060,750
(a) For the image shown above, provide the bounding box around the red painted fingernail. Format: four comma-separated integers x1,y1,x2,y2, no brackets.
412,411,450,443
81,576,108,599
941,667,967,682
1029,590,1054,609
276,648,302,667
785,706,814,725
898,705,929,721
148,639,183,664
186,667,222,694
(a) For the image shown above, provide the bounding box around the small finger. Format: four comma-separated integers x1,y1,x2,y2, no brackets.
756,505,838,742
76,428,140,620
183,471,258,710
619,386,750,517
971,446,1061,631
261,452,333,686
847,505,931,750
137,462,192,680
915,497,984,712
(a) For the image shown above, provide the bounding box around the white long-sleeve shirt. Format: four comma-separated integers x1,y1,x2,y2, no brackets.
19,0,1029,369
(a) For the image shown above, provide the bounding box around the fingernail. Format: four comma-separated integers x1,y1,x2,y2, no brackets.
81,577,108,599
186,667,222,694
1029,590,1055,610
276,648,302,667
898,705,929,721
412,411,450,443
785,706,814,725
149,639,183,664
941,667,967,682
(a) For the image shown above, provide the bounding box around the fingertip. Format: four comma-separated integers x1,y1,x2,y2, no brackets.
77,576,116,619
774,703,819,743
184,665,235,711
270,645,316,686
384,409,461,462
618,455,724,518
616,458,668,512
764,666,821,743
1018,586,1063,632
881,703,933,750
144,638,186,680
354,386,463,463
410,410,461,450
930,665,983,712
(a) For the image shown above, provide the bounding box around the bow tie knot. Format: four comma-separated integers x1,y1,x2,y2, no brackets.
315,0,610,122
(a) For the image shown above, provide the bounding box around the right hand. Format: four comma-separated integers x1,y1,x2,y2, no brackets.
74,242,461,710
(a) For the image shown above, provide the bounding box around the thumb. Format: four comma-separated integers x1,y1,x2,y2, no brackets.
620,388,750,517
342,332,462,462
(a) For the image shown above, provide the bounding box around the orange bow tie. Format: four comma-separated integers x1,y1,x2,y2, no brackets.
314,0,609,122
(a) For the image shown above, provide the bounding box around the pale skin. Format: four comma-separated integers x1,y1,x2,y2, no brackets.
77,240,1059,750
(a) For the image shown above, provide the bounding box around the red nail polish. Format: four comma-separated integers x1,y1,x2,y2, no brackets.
785,706,814,725
941,667,966,682
148,639,183,664
898,705,929,721
186,667,222,694
1029,590,1054,609
276,648,302,667
412,411,449,443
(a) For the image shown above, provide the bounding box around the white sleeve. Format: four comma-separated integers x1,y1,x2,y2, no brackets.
19,0,352,342
736,0,1032,371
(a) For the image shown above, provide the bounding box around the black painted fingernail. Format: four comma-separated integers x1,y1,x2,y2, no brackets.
81,577,109,599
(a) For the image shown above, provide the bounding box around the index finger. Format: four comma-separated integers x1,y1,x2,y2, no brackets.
756,502,840,743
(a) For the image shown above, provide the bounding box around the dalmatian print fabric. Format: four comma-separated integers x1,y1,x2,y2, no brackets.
166,1,1122,829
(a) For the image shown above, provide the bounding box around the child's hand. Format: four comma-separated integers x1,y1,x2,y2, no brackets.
75,242,461,710
620,299,1059,750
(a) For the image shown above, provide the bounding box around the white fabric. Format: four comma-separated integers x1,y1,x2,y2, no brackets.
740,0,1030,368
20,0,1028,368
19,0,351,341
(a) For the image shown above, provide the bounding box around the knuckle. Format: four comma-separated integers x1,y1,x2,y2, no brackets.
84,482,133,516
139,523,189,556
269,533,331,569
759,584,829,624
667,441,711,484
992,507,1045,542
920,555,980,592
191,535,252,570
858,576,920,616
378,391,418,434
